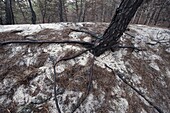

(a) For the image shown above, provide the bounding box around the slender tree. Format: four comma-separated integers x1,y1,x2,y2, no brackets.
28,0,36,24
58,0,64,22
38,0,47,23
0,17,3,25
5,0,15,24
17,0,27,23
154,1,167,25
82,0,87,22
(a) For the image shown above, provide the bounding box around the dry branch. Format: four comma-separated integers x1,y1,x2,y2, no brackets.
0,40,94,48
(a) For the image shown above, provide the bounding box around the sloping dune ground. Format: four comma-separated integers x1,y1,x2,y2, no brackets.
0,23,170,113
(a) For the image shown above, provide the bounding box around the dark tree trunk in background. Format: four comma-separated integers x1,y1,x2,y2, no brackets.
58,0,64,22
5,0,15,24
154,1,166,25
17,0,27,23
148,8,156,25
78,0,83,22
82,0,87,22
28,0,36,24
0,17,3,25
92,0,144,56
43,0,47,23
38,0,47,23
63,0,68,22
75,0,79,21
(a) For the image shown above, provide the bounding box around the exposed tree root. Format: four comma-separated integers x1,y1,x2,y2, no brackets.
105,64,164,113
71,57,94,113
0,40,94,48
50,50,93,113
52,60,61,113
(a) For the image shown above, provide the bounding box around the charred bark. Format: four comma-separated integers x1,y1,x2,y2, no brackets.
92,0,144,56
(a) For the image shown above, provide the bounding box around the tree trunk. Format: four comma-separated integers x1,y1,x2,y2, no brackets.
147,8,156,25
82,0,87,22
43,0,47,23
0,17,3,25
92,0,144,56
5,0,15,25
38,0,47,23
28,0,36,24
63,0,68,22
78,0,83,22
154,1,166,25
17,0,27,23
75,0,79,22
58,0,64,22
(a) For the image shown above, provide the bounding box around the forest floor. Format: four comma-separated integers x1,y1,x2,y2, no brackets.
0,23,170,113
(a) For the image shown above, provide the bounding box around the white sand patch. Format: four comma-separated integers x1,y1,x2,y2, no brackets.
0,23,65,35
83,36,92,42
13,85,32,106
112,85,125,97
95,50,127,73
131,74,142,84
149,62,160,71
112,98,129,113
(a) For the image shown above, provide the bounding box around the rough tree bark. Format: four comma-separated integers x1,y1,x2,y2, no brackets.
92,0,144,56
28,0,36,24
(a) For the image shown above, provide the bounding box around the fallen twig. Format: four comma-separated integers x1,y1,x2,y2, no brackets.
52,61,61,113
0,40,94,48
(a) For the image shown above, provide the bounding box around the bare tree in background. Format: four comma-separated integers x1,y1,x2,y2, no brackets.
0,0,169,28
38,0,47,23
58,0,64,22
82,0,87,22
0,1,4,25
0,17,3,25
154,1,167,25
28,0,36,24
17,0,27,23
5,0,15,24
